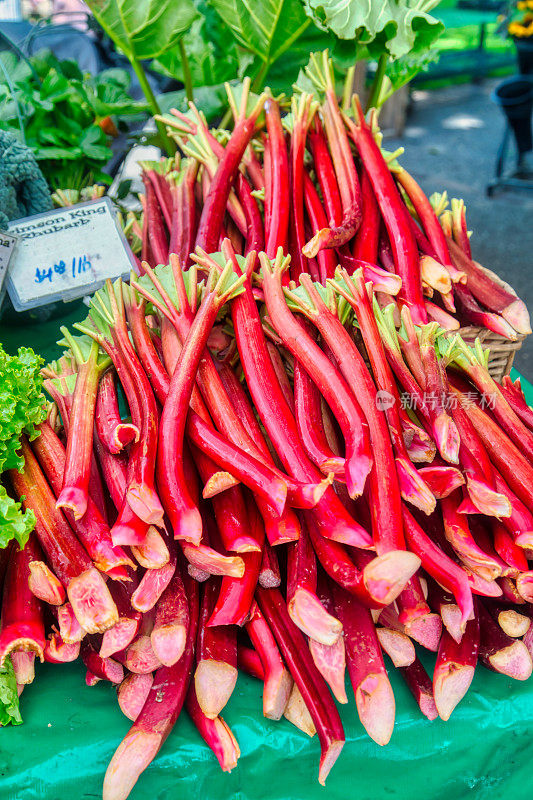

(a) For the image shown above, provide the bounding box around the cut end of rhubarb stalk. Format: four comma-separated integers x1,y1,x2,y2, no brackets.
465,478,512,519
67,567,119,635
308,636,348,704
125,635,162,674
182,544,245,579
489,641,533,680
440,604,464,644
288,588,342,647
502,298,531,336
113,423,140,451
405,613,442,652
417,466,465,500
213,718,241,772
498,610,530,638
302,227,330,259
263,666,293,721
0,636,44,667
395,458,436,516
433,413,460,465
202,471,240,499
355,673,395,746
56,485,88,520
117,673,154,722
126,484,165,528
345,453,373,500
515,532,533,549
318,739,345,786
131,526,170,569
434,664,475,721
516,572,533,603
363,551,421,607
11,651,36,685
28,561,66,605
376,628,415,668
195,660,238,719
100,618,139,659
283,684,317,737
150,623,187,667
172,505,204,546
103,730,161,800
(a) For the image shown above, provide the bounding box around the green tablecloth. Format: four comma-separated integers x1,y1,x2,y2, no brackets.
1,307,533,800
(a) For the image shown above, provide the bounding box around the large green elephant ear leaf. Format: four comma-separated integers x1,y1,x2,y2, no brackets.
302,0,443,59
85,0,200,60
207,0,311,70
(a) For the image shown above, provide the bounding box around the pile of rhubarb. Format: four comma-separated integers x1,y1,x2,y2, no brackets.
2,56,533,800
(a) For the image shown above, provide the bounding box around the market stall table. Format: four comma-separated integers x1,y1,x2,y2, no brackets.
1,307,532,800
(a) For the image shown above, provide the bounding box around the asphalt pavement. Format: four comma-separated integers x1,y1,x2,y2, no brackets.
388,80,533,379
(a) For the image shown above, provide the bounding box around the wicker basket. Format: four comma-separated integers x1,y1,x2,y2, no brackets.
448,326,527,384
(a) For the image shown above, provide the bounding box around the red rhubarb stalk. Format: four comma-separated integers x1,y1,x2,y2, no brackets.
0,535,45,665
332,583,395,745
256,586,345,784
477,598,532,679
186,684,240,772
150,569,189,667
95,370,139,454
264,95,289,257
399,657,438,720
246,602,293,720
103,577,199,800
195,579,237,719
434,615,479,720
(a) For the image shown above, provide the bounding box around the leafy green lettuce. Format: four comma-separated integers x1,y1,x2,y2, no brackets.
0,343,45,550
0,657,22,727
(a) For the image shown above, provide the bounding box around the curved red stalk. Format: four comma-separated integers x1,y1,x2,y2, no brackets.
287,518,342,646
501,375,533,431
261,253,372,498
237,645,265,680
207,496,263,627
195,84,265,253
103,577,199,800
399,657,438,721
450,385,533,508
327,269,434,522
293,335,345,477
150,568,189,667
346,101,426,322
402,505,473,627
308,573,348,703
56,341,101,520
352,167,381,263
307,515,419,608
238,172,264,254
95,370,139,454
118,672,154,722
260,541,281,589
158,279,236,545
332,582,395,745
303,170,338,282
195,579,237,719
81,640,124,684
289,94,315,280
246,601,293,720
308,117,342,227
10,440,118,635
32,422,134,574
0,535,45,666
220,247,370,548
256,586,344,784
492,520,529,572
186,684,241,772
142,173,168,265
451,400,511,517
477,598,532,679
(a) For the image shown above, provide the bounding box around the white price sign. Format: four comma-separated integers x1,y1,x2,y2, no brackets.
7,198,137,311
0,231,18,297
